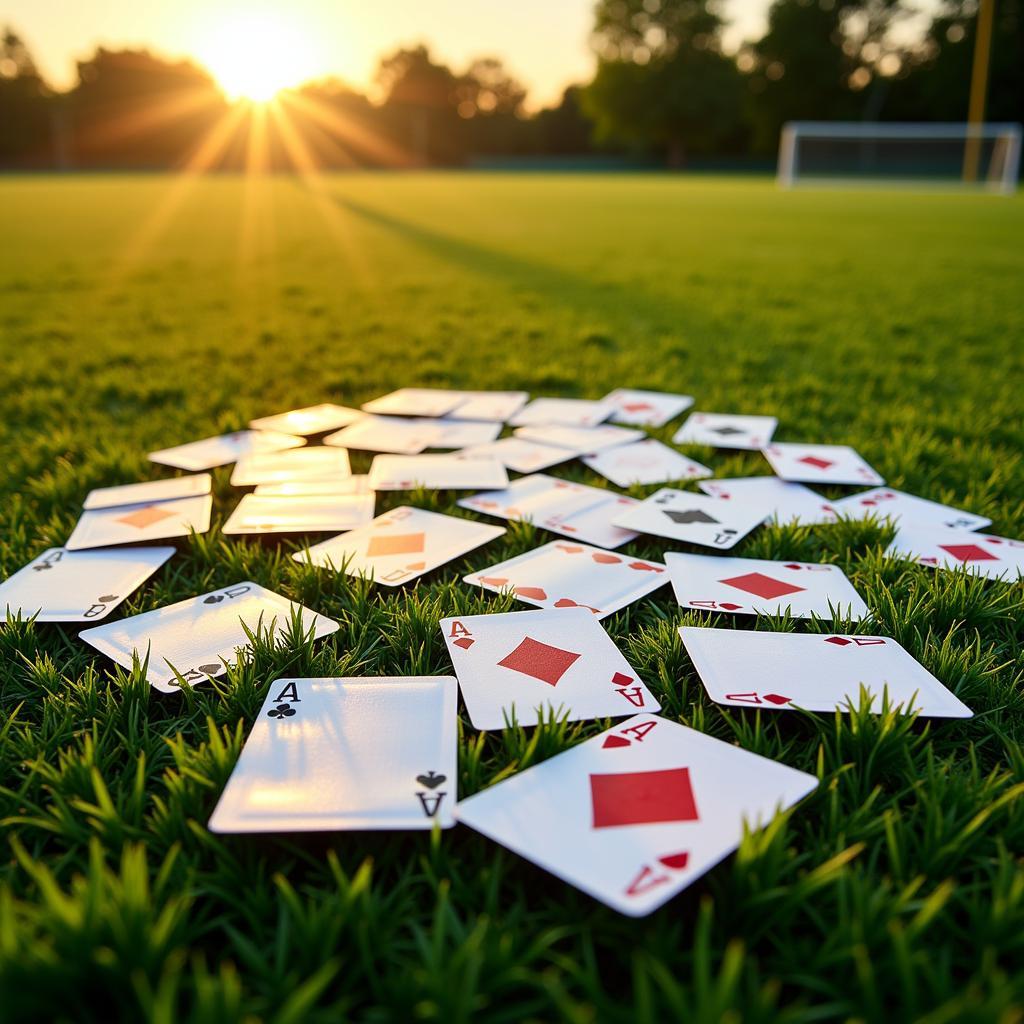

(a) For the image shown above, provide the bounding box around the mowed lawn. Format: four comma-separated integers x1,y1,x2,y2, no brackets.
1,174,1022,1023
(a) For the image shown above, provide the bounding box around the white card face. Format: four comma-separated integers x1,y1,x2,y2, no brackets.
886,526,1024,581
680,627,972,718
698,476,837,527
209,677,458,832
148,430,303,471
831,487,991,531
455,437,574,474
249,403,365,436
762,443,884,486
445,391,529,422
672,413,778,451
0,546,174,622
411,418,503,449
368,454,508,491
79,581,339,693
440,607,659,729
83,474,212,511
229,447,350,487
666,553,870,620
455,714,818,916
362,388,465,418
458,474,640,549
602,388,695,428
464,540,667,619
254,475,372,497
513,424,646,454
323,415,439,454
294,506,505,586
612,489,767,549
583,440,712,488
222,493,375,534
509,398,617,429
65,493,213,551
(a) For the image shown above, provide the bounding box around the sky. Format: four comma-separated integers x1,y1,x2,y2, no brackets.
4,0,769,109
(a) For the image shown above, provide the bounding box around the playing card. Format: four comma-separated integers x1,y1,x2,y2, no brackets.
65,493,213,551
698,476,837,527
254,475,372,497
79,581,339,693
458,474,641,549
513,424,646,454
666,553,870,620
441,607,659,729
83,474,212,511
672,413,778,451
583,440,712,488
886,526,1024,582
209,676,458,832
249,403,365,436
222,493,375,534
509,398,617,429
411,418,503,449
368,454,508,491
602,388,695,428
148,430,303,471
294,506,505,586
762,443,884,486
464,540,667,619
612,489,767,549
230,447,351,487
362,388,465,418
455,714,817,916
680,627,972,718
323,415,439,454
0,546,174,622
455,437,575,474
445,391,529,422
830,487,991,531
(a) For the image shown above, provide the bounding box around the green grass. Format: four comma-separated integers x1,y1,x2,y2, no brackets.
1,173,1023,1023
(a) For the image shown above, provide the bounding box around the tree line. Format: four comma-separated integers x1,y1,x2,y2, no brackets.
1,0,1021,170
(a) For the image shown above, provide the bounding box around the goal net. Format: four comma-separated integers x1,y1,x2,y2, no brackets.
778,122,1021,194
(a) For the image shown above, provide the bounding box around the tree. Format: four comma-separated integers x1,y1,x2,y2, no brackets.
0,28,54,167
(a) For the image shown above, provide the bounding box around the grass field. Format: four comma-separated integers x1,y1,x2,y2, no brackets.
1,173,1023,1023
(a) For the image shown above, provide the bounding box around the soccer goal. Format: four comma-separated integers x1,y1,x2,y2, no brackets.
778,122,1021,194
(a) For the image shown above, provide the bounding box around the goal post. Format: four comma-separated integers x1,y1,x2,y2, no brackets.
778,121,1022,194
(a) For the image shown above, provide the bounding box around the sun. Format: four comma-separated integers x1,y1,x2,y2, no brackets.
197,11,317,102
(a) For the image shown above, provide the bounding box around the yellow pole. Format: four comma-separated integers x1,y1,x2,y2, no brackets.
963,0,996,182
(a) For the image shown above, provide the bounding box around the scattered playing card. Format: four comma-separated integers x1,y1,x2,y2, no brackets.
612,489,767,549
886,526,1024,582
455,437,575,474
602,388,695,428
254,475,372,497
362,388,465,418
411,418,503,449
323,415,439,454
148,430,303,471
0,546,174,622
222,493,375,534
762,443,884,486
369,454,509,491
831,487,991,531
464,540,667,619
455,713,817,916
79,581,339,693
83,474,212,511
249,403,365,436
583,440,712,488
666,553,870,620
440,607,659,729
458,474,641,549
513,424,646,454
509,398,617,429
295,506,505,586
230,447,351,487
65,493,213,551
209,676,458,832
672,413,778,451
698,476,837,527
680,627,972,718
445,391,529,422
